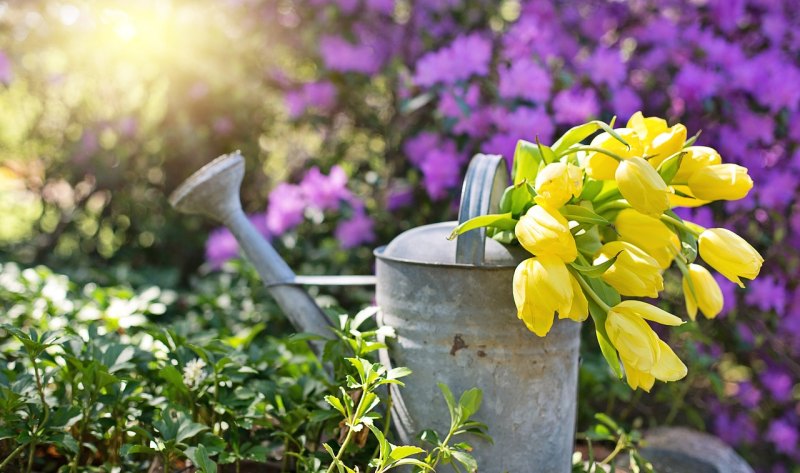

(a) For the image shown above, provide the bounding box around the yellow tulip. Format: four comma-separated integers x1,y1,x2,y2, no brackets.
698,228,763,288
687,164,753,201
515,204,577,262
647,124,687,167
584,128,644,180
673,146,722,182
621,339,688,391
615,157,670,217
682,263,724,320
534,162,583,207
626,111,668,144
614,209,679,268
512,255,573,336
594,241,664,297
668,185,709,208
605,301,683,372
564,274,588,322
627,112,687,167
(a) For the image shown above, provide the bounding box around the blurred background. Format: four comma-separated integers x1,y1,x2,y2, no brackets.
1,0,799,470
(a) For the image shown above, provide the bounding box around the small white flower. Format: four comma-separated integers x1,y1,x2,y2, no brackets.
182,358,207,388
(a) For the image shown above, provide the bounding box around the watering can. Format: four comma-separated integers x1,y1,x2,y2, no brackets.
170,152,580,472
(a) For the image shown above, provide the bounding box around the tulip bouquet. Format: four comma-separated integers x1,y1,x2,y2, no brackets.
451,112,763,392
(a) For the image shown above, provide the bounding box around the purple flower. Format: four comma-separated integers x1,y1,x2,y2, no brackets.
404,132,439,167
761,369,794,403
320,35,384,74
419,141,463,200
713,410,757,446
497,59,552,103
581,47,627,87
482,133,519,164
610,87,643,118
285,81,337,119
493,106,554,142
552,87,600,125
757,171,798,211
746,275,787,315
767,419,799,455
674,206,714,230
672,63,721,107
205,227,239,269
266,183,306,235
736,381,763,409
414,33,492,87
299,166,349,211
335,209,375,249
386,185,414,211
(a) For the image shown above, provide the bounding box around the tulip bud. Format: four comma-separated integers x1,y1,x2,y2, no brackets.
627,111,668,144
647,124,687,167
594,241,664,297
605,300,683,372
614,209,679,269
682,263,724,320
515,204,577,262
584,128,643,180
687,164,753,201
565,274,588,322
674,146,722,182
534,162,583,208
513,255,573,336
615,157,670,217
698,228,763,288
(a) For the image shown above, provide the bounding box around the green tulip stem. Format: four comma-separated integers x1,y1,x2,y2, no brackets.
556,146,626,162
659,214,702,237
572,270,612,313
594,199,631,214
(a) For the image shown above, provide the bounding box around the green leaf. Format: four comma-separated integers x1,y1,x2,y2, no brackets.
665,210,698,263
594,413,620,432
560,205,610,226
389,445,425,461
458,388,482,421
683,130,702,148
438,383,457,424
512,140,542,185
387,367,412,380
498,186,514,213
447,213,517,240
552,119,628,155
324,395,346,416
158,365,188,392
589,303,622,380
580,178,603,201
536,139,557,165
656,151,685,185
186,444,217,473
400,92,435,114
569,252,620,279
451,450,479,473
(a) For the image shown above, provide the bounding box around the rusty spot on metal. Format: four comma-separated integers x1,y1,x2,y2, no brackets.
450,334,467,356
477,350,487,357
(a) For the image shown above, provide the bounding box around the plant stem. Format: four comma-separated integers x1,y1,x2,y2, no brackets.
659,214,702,237
557,146,626,162
572,271,612,312
0,442,27,471
325,388,368,473
594,199,631,214
25,441,36,473
599,435,626,465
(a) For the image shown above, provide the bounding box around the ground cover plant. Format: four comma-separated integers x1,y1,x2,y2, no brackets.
1,0,799,471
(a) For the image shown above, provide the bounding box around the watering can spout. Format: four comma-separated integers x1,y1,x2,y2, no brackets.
169,152,334,346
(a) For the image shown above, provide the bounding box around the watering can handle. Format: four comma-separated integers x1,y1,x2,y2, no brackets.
455,154,510,265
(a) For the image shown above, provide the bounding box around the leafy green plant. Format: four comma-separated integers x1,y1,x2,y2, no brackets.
573,414,654,473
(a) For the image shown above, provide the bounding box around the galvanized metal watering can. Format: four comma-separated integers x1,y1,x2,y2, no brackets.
170,152,580,472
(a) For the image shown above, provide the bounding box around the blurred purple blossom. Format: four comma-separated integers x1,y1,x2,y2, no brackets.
266,183,306,235
714,410,757,446
552,87,599,125
0,51,12,84
767,419,799,455
320,35,384,74
746,276,787,315
285,81,337,119
419,141,463,200
205,227,239,270
335,209,376,249
736,381,763,409
300,166,350,211
581,47,626,87
498,59,551,102
761,369,794,403
413,33,492,87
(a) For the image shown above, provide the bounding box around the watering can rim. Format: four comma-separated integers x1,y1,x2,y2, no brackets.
374,222,526,270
